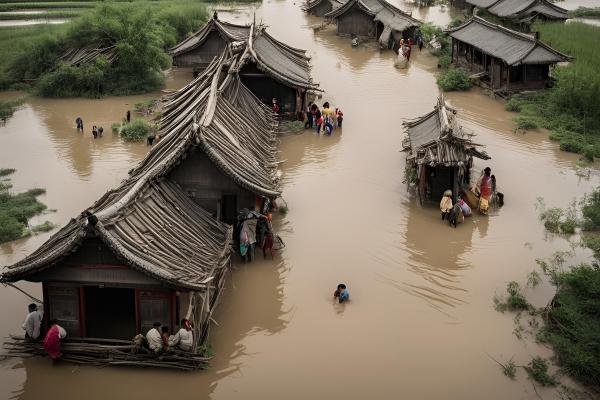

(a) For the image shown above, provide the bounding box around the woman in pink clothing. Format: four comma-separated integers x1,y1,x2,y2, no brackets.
43,320,67,360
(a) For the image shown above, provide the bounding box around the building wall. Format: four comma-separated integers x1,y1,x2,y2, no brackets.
173,30,227,67
337,6,375,37
168,149,256,223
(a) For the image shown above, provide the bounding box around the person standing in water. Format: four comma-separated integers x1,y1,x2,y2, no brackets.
334,284,350,304
126,110,131,123
92,125,98,139
22,303,43,340
304,102,314,129
476,167,493,215
43,320,67,360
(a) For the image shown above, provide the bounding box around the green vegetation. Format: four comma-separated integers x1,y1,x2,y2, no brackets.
0,98,25,122
111,122,121,133
524,357,558,386
0,10,82,20
0,2,95,11
0,171,51,244
494,190,600,389
120,118,152,142
0,0,208,96
436,68,471,91
494,281,530,312
569,7,600,18
501,359,517,379
0,168,16,177
133,98,157,114
507,22,600,158
31,220,55,233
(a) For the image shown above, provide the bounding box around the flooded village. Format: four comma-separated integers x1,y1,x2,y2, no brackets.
1,0,600,399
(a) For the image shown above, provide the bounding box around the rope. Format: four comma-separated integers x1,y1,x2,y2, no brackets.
2,283,43,304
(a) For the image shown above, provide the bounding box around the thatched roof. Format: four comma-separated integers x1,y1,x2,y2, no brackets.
169,17,250,57
169,18,317,91
132,50,281,198
304,0,346,13
446,16,572,65
1,179,232,290
402,97,490,166
467,0,568,21
325,0,421,38
59,45,117,67
1,52,285,288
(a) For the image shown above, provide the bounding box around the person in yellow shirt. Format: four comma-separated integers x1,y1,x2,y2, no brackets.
440,190,453,220
322,102,334,135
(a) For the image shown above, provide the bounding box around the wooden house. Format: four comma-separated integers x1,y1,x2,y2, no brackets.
466,0,568,24
403,97,490,205
304,0,346,17
325,0,421,50
446,17,571,93
169,18,318,116
170,16,250,71
0,53,283,370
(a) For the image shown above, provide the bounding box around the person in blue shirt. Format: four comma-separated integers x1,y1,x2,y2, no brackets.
334,283,350,304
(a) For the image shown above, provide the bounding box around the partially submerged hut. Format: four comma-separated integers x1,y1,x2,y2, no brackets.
466,0,568,23
304,0,346,17
59,45,117,67
0,52,283,370
325,0,421,50
0,177,232,369
446,17,571,93
403,97,490,205
169,18,318,115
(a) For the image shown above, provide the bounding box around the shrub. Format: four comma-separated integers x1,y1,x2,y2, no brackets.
0,168,16,177
584,145,595,161
0,178,48,244
560,138,585,154
111,122,121,133
0,98,25,123
120,118,152,142
524,357,558,386
513,115,538,131
436,68,471,91
494,281,530,312
438,54,451,69
581,188,600,230
37,58,109,98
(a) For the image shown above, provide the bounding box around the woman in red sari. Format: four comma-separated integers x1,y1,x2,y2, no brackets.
43,320,67,360
476,167,492,214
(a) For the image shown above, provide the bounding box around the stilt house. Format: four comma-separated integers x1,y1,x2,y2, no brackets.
446,17,571,93
304,0,346,17
169,17,318,115
466,0,568,23
403,97,490,205
325,0,421,50
0,52,283,370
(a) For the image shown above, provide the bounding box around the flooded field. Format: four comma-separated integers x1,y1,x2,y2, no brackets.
1,1,599,399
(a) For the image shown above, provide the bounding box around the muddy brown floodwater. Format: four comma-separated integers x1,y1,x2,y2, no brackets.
1,1,599,399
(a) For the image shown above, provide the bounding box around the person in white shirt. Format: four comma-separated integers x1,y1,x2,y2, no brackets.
22,303,43,340
169,318,194,352
146,322,163,353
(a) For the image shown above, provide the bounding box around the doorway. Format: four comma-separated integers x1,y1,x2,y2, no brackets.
222,194,238,225
85,287,136,340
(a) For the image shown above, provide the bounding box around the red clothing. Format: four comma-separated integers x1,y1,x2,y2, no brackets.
272,103,280,114
43,325,63,359
480,175,492,200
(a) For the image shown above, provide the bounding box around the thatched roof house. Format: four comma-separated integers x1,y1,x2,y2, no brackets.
170,17,317,115
466,0,568,23
446,17,571,92
0,52,283,370
304,0,346,17
58,45,117,67
325,0,421,49
403,97,490,204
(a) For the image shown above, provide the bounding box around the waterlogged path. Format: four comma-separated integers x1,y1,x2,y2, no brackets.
1,1,599,399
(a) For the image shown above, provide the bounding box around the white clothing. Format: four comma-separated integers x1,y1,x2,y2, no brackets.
169,328,193,351
146,328,162,352
22,310,43,339
57,324,67,339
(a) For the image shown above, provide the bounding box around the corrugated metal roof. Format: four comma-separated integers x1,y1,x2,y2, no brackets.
447,17,570,65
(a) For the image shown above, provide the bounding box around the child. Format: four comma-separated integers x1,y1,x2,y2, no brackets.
440,190,453,220
333,283,350,304
335,108,343,128
161,326,170,352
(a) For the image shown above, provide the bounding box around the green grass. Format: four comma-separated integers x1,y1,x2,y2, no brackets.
507,22,600,156
0,10,82,20
524,357,558,386
494,281,530,312
0,2,96,11
120,118,153,142
0,177,49,244
569,7,600,18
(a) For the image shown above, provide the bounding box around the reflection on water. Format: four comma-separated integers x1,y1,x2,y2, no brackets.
0,19,69,26
2,1,600,399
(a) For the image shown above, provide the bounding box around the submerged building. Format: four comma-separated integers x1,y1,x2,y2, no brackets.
446,17,571,93
403,97,490,204
169,17,318,116
325,0,421,50
1,52,284,370
304,0,346,17
466,0,568,24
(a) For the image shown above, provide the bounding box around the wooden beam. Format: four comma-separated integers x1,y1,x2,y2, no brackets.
79,287,86,337
506,63,510,91
491,58,494,90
